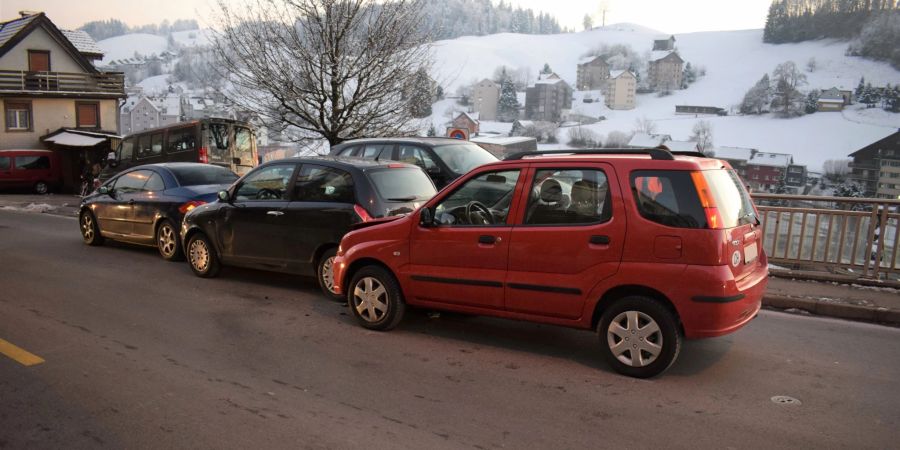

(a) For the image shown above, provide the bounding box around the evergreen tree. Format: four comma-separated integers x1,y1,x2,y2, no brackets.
497,70,520,122
427,124,437,137
540,63,552,75
583,14,593,30
407,69,435,118
856,77,866,97
805,89,820,114
683,62,697,87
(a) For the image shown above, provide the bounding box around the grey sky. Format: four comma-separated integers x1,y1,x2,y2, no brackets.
1,0,771,34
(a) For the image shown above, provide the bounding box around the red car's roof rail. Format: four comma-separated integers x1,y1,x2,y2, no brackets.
504,146,680,161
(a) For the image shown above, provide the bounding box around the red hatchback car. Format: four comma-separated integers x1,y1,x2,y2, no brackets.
332,148,767,378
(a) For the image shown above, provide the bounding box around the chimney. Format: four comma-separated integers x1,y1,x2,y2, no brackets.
19,11,41,18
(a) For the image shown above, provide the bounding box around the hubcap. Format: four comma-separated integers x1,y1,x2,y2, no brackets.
189,238,210,272
81,215,94,241
607,310,663,368
36,182,47,194
321,256,336,293
353,277,388,322
158,224,176,256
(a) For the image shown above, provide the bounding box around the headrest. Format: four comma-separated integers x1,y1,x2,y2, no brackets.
539,178,562,203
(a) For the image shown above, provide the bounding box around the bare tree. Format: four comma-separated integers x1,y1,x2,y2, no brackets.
633,116,657,135
823,158,851,181
604,130,631,148
689,120,714,152
771,61,807,117
210,0,433,146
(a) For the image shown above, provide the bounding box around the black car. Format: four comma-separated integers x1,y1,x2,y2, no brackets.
78,163,239,261
329,137,498,189
180,156,437,299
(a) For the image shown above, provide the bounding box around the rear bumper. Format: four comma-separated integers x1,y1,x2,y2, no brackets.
332,254,347,295
679,263,767,339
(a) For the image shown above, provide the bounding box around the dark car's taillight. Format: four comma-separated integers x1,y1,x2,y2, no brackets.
198,146,209,164
353,204,373,222
179,200,206,214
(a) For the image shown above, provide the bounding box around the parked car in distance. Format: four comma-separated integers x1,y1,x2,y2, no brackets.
332,148,768,378
180,156,437,299
329,137,498,189
79,163,239,261
0,150,61,194
101,118,259,182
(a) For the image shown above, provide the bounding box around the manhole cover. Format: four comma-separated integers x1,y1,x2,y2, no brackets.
771,395,801,405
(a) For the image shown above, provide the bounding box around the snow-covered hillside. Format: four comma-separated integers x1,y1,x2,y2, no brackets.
97,33,169,64
431,25,900,170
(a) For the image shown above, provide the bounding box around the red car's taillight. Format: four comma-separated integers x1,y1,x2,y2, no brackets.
690,171,723,229
353,204,373,222
179,200,206,214
198,146,209,163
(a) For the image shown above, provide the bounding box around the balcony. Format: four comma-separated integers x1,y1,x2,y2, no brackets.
0,70,125,98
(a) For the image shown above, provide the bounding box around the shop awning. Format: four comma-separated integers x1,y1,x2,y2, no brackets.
43,131,107,147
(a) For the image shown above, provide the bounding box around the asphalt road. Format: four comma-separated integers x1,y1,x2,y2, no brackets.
1,210,898,449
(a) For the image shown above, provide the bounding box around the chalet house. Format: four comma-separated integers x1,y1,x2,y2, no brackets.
524,73,573,122
647,51,683,92
745,152,805,192
675,105,725,115
472,79,499,121
817,87,851,112
0,11,125,192
603,70,636,110
575,56,610,91
848,130,900,199
120,95,181,134
653,35,676,51
450,111,480,136
709,146,757,179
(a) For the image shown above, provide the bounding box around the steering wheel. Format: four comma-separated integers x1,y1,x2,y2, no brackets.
465,201,494,225
256,188,280,200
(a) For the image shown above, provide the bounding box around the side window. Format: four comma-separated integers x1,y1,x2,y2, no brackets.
398,145,436,169
167,128,196,153
337,146,358,157
114,170,152,194
120,138,134,161
136,135,152,159
14,156,50,170
235,127,253,158
235,164,295,201
144,172,166,191
294,165,355,203
631,170,706,229
433,170,520,226
0,156,9,169
524,169,610,225
150,133,163,156
360,144,388,159
208,123,230,162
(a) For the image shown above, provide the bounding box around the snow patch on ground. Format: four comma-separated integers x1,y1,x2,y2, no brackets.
1,203,57,213
98,34,169,65
171,29,214,47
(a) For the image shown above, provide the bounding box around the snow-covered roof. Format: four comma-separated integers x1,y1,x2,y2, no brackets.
665,140,698,152
514,120,535,128
455,111,479,123
711,146,755,161
817,98,844,104
535,78,564,85
749,151,792,168
578,55,605,65
628,132,670,148
61,29,103,56
650,50,682,63
609,69,634,79
470,136,536,145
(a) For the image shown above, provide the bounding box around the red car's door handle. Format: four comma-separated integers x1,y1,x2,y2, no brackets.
590,235,610,245
478,235,499,244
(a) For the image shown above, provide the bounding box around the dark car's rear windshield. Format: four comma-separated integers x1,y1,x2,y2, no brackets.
367,168,437,201
432,143,498,175
170,165,239,186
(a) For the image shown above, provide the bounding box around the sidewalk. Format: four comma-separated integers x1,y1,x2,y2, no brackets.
0,194,80,218
1,193,897,326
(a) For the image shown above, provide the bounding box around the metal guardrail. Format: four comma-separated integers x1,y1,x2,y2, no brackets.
752,194,900,279
0,70,125,96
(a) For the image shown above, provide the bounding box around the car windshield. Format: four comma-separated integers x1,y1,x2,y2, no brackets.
432,143,498,175
367,167,437,201
170,165,239,186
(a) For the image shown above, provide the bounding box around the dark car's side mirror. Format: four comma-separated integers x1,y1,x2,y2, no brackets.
426,166,441,175
98,186,110,195
419,207,435,227
217,190,231,202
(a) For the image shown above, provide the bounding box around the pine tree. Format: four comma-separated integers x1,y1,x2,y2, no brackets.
541,63,552,75
856,76,866,97
583,14,593,31
805,89,820,114
497,69,520,122
407,68,434,118
427,124,437,137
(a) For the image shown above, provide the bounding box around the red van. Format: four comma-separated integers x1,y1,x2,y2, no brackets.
332,148,767,378
0,150,61,194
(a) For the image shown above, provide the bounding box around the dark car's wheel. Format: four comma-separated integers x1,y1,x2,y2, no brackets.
79,210,104,246
348,266,405,331
597,296,682,378
317,247,343,301
34,181,49,195
156,219,184,261
186,232,220,278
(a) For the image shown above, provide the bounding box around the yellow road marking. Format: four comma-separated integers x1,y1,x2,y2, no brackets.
0,338,45,366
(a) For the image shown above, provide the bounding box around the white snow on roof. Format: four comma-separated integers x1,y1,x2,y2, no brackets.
44,131,106,147
749,151,792,167
470,136,535,145
665,140,698,152
578,55,603,65
650,50,674,62
515,120,535,128
609,69,634,79
817,98,844,104
628,132,669,148
61,29,103,55
711,146,755,161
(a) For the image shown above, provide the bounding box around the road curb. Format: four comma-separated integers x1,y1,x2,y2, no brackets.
763,294,900,326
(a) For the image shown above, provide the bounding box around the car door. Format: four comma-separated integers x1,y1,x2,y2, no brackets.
0,155,11,187
407,168,525,310
99,169,153,237
217,163,298,268
281,164,357,274
504,164,625,320
129,170,167,241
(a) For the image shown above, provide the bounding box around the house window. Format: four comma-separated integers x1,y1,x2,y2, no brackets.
28,50,50,71
4,101,32,131
76,102,100,128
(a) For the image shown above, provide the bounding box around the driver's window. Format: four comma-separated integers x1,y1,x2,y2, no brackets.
398,145,436,169
235,164,296,201
433,170,520,226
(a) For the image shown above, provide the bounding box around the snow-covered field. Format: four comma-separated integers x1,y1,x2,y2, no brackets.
97,33,168,64
430,25,900,170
